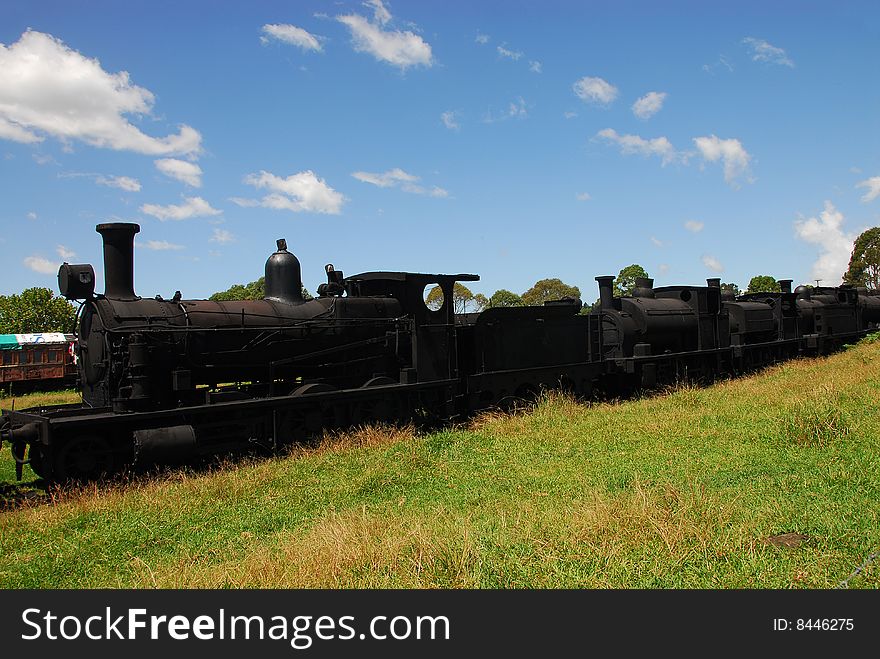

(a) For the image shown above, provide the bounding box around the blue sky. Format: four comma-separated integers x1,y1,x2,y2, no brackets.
1,1,878,301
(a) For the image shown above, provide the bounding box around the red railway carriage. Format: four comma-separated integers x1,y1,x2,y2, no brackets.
0,333,77,394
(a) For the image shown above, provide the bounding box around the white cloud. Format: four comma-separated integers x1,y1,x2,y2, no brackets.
337,7,432,69
507,97,527,119
596,128,680,166
140,240,184,251
657,263,670,275
702,55,734,75
632,91,667,120
693,135,752,186
563,111,578,120
96,175,141,192
684,220,704,233
260,24,324,52
243,170,345,214
0,117,42,143
210,228,235,244
352,168,448,197
529,60,542,74
26,211,37,221
576,192,591,202
155,158,203,187
475,33,490,45
742,37,794,68
32,153,57,165
497,46,522,61
794,201,856,285
484,97,528,123
572,76,618,106
366,0,392,25
596,131,753,186
650,236,663,247
702,255,724,272
441,110,460,131
140,196,222,221
229,197,260,208
23,255,58,274
56,244,75,259
0,30,202,156
352,169,417,187
856,176,880,202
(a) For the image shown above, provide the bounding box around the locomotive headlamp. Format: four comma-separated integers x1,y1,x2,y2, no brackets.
57,263,96,300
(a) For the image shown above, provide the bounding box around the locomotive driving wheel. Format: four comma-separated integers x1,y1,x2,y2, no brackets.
288,384,338,441
54,435,115,481
353,376,403,424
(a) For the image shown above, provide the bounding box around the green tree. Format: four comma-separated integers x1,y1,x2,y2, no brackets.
521,278,581,306
210,277,313,301
0,287,77,334
425,282,485,314
486,289,524,308
614,264,649,297
721,282,740,296
843,227,880,289
746,275,781,294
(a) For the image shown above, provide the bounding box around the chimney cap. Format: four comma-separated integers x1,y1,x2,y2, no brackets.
97,222,140,233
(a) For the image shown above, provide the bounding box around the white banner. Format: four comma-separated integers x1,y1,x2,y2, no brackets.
13,333,69,345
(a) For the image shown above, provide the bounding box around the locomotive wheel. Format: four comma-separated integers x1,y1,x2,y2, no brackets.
361,376,396,388
54,435,115,482
515,383,540,402
354,377,404,424
289,384,338,441
292,383,336,396
495,392,532,413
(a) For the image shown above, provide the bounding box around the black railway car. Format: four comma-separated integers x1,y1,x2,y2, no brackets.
1,222,877,482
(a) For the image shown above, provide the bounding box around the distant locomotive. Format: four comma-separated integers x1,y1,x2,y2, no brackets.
1,222,876,481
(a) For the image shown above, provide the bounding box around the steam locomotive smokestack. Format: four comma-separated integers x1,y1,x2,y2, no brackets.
96,222,139,300
778,279,792,294
633,277,655,298
596,276,614,309
706,278,721,288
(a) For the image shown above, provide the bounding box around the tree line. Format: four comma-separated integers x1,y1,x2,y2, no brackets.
2,227,878,333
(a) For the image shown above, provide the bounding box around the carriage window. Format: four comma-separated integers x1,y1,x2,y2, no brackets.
48,350,58,362
34,349,45,363
2,352,12,365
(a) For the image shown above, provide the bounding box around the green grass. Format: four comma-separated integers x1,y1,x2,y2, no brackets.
0,388,80,412
1,339,879,589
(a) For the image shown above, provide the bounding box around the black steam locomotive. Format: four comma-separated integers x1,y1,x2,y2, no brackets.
2,223,877,481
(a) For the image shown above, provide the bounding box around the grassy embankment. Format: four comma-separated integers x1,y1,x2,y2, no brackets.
0,337,878,588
